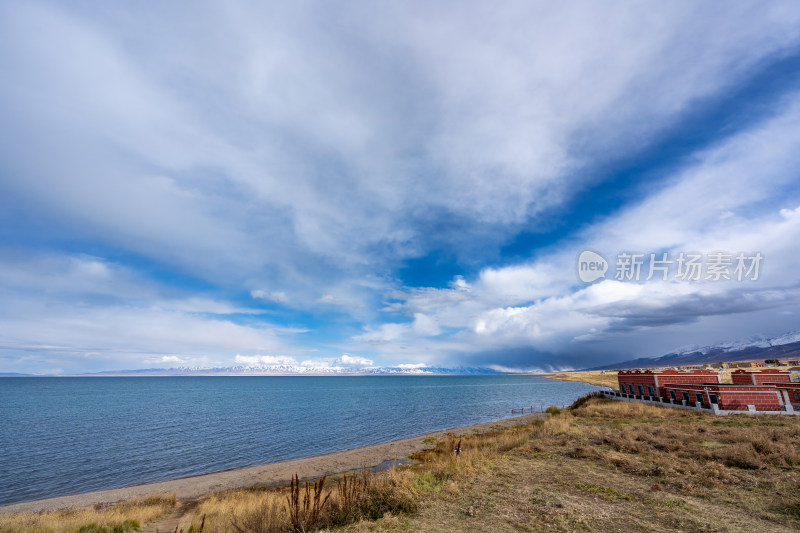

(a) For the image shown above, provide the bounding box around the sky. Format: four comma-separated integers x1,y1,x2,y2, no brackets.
2,1,800,374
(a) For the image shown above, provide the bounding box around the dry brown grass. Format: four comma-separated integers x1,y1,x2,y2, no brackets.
544,371,619,388
179,420,556,532
183,468,420,533
0,495,176,533
337,396,800,532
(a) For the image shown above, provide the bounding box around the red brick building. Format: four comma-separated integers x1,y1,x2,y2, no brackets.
731,369,792,385
617,369,720,400
661,383,784,411
769,382,800,406
617,370,658,398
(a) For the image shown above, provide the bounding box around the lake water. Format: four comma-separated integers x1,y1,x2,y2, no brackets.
0,375,603,506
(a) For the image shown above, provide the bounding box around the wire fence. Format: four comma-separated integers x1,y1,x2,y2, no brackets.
511,391,608,414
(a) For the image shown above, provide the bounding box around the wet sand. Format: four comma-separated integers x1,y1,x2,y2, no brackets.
0,412,545,514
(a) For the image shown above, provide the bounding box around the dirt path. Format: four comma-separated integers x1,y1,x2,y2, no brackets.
144,502,197,533
144,507,183,533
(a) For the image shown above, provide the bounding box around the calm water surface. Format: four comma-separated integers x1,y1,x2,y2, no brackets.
0,375,603,505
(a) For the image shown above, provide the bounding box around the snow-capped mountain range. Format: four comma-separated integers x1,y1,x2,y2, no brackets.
77,364,504,376
668,331,800,356
589,330,800,371
11,332,800,376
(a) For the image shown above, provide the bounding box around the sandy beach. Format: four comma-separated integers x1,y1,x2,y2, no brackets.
0,412,545,515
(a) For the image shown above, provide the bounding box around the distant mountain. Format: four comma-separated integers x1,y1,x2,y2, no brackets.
0,372,31,377
80,365,505,376
589,331,800,371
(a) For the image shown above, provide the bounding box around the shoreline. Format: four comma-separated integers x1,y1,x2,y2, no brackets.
543,370,618,389
0,412,546,515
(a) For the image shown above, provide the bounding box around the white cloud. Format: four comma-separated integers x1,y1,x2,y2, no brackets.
3,2,800,371
337,354,374,366
0,252,307,373
299,359,332,368
251,290,289,303
234,354,298,366
355,95,800,366
232,353,375,369
412,313,441,337
397,363,427,370
3,1,799,297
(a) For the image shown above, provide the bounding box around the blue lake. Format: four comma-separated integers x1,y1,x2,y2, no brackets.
0,375,603,505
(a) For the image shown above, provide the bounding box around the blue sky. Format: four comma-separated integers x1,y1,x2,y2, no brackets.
2,1,800,374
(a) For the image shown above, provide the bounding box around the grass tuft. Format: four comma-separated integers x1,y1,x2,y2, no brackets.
0,495,175,533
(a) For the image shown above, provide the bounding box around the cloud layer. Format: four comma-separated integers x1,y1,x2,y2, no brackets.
1,1,800,372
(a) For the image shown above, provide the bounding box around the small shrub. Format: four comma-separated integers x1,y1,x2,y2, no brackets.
286,474,330,533
715,443,764,470
413,473,441,493
690,462,740,487
231,496,286,533
566,446,601,460
326,470,372,525
359,475,418,520
773,502,800,520
568,393,609,411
